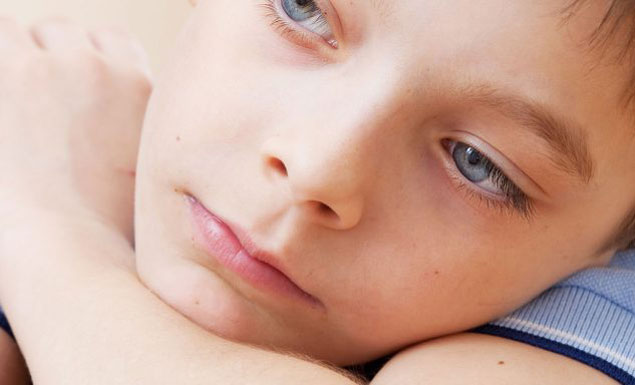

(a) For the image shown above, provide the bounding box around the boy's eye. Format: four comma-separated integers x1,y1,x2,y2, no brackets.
264,0,338,48
453,143,493,186
282,0,323,23
281,0,333,40
451,142,510,195
446,140,533,217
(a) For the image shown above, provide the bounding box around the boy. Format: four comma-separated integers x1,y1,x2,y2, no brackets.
0,0,634,383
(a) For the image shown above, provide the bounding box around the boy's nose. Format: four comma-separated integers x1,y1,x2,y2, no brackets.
260,136,365,231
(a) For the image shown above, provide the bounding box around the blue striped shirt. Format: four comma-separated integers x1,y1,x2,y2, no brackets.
475,249,635,385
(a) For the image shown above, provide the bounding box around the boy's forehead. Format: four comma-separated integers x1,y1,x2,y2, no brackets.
348,0,621,58
362,0,632,126
191,0,633,165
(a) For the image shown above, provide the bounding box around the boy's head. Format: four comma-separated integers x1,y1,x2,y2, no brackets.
133,0,635,365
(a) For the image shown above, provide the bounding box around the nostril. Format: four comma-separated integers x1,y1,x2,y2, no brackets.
312,201,337,218
318,202,333,215
267,157,288,177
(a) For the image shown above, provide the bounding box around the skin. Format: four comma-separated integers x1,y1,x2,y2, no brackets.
0,225,620,384
0,1,628,384
134,0,635,366
0,17,149,385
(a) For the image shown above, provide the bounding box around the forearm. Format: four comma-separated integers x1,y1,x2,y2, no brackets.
0,218,361,385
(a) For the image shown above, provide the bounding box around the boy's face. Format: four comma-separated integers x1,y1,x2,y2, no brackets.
135,0,635,365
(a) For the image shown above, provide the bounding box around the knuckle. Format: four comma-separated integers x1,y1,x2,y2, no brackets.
0,17,29,50
78,51,111,80
32,18,71,35
31,18,90,47
91,27,149,63
127,70,153,99
33,17,74,30
75,48,103,67
90,26,134,49
52,49,112,87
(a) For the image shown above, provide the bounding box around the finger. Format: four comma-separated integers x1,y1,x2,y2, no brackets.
31,19,93,51
0,17,37,52
90,28,152,78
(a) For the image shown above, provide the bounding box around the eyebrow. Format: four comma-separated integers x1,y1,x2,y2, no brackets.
459,83,595,183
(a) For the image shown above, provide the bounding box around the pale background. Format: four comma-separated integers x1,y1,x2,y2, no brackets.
0,0,192,70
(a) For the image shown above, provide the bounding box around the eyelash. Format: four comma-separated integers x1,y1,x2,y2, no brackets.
443,141,535,219
259,0,335,49
259,2,531,219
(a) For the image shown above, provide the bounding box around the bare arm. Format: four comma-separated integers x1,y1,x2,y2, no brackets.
0,218,620,385
373,333,619,385
0,218,362,385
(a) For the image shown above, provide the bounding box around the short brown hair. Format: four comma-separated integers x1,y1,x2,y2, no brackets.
563,0,635,105
616,207,635,249
563,0,635,250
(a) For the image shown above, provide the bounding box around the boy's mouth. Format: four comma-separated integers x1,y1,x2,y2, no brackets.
186,194,322,308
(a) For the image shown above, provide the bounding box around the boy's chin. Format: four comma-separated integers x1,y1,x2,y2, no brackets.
135,255,371,366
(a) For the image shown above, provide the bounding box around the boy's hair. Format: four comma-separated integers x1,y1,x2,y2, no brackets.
563,0,635,250
612,207,635,250
562,0,635,104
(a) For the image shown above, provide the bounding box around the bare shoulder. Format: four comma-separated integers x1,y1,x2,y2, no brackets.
369,333,619,385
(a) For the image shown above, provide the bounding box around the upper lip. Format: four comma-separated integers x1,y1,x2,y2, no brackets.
226,221,294,281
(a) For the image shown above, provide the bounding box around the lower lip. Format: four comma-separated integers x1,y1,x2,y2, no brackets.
187,196,320,307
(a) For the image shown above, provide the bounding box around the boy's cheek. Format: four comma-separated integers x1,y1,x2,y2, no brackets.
133,0,623,365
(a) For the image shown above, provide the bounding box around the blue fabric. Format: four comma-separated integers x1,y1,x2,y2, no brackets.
474,249,635,385
0,307,14,340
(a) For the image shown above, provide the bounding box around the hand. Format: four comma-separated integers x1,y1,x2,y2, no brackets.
0,18,151,242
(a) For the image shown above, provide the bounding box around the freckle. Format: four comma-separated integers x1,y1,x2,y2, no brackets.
195,300,200,305
176,136,181,142
498,361,505,365
434,270,440,276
